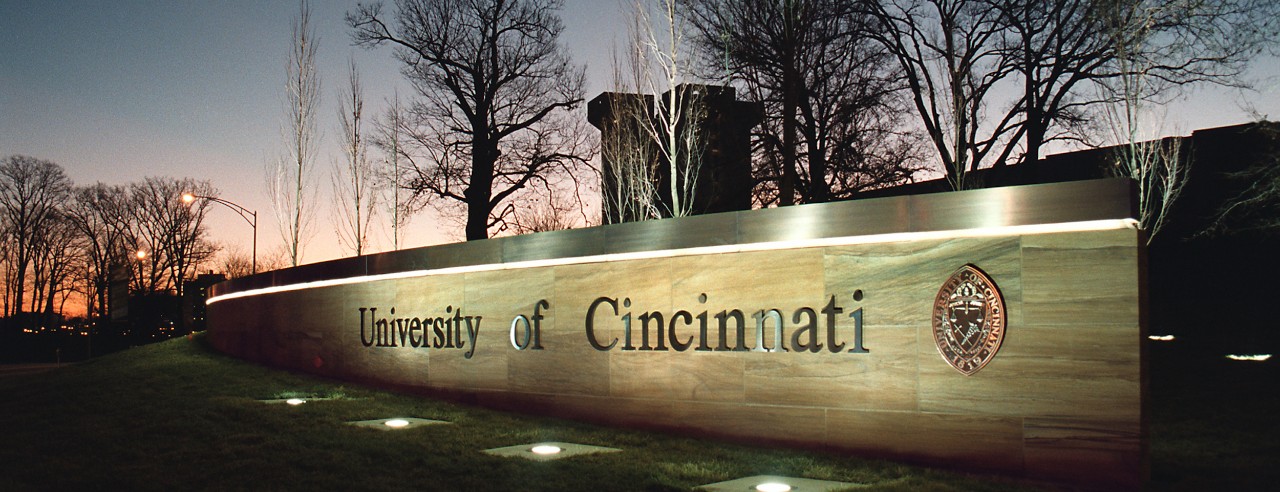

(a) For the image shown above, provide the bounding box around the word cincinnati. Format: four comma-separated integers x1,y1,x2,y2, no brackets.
358,306,480,359
585,293,868,353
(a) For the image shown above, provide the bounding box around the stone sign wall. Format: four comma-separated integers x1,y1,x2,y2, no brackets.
207,179,1145,488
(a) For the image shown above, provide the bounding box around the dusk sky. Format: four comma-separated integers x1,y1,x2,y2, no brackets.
2,0,1278,266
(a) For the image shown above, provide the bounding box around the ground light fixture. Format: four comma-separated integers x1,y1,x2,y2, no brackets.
346,417,449,430
754,482,792,492
1225,354,1272,362
695,475,864,491
1148,335,1175,341
529,445,562,455
258,396,330,405
482,442,621,461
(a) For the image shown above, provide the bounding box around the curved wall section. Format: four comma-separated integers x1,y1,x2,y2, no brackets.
208,179,1145,488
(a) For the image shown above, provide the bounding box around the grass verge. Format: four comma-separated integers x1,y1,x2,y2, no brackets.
2,335,1275,490
0,334,1037,491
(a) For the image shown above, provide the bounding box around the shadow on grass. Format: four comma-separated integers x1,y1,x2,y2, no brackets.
1147,343,1280,491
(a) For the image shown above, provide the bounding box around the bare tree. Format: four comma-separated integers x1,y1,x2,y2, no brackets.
634,0,707,217
1096,0,1195,244
683,0,922,205
30,212,83,326
1201,125,1280,235
863,0,1279,190
332,57,378,256
126,177,217,296
213,244,255,279
268,0,321,265
0,155,72,318
509,186,586,234
861,0,1014,190
64,183,131,326
349,0,592,240
374,91,410,250
599,0,706,222
597,90,662,223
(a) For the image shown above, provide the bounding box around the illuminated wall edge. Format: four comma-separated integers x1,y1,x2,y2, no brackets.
208,218,1138,305
208,178,1138,301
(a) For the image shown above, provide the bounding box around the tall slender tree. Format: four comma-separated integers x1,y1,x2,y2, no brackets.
333,57,377,256
268,0,321,265
375,91,409,249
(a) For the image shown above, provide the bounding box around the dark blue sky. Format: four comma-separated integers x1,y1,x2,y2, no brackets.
2,0,1276,263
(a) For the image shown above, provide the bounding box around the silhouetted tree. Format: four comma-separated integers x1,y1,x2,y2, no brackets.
684,0,922,205
349,0,592,240
0,155,72,319
64,183,130,325
863,0,1279,189
126,177,216,296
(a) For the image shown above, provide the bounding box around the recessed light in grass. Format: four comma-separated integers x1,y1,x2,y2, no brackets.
530,445,562,455
285,398,305,406
482,442,620,461
755,482,792,492
696,475,861,491
1148,335,1175,341
384,419,410,428
1226,354,1272,362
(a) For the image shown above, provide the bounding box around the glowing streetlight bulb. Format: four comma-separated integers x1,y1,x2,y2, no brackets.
135,250,147,260
181,192,196,204
530,445,562,455
384,419,410,428
755,482,792,492
285,398,305,406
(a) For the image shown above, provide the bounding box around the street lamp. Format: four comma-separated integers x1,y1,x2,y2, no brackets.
182,192,258,274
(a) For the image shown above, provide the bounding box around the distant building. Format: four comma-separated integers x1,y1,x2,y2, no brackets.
854,121,1279,241
183,273,226,333
589,84,762,223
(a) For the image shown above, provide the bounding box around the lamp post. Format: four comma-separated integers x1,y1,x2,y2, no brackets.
134,249,148,294
182,193,258,275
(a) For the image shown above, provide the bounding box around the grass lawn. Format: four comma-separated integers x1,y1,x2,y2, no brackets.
1,334,1275,491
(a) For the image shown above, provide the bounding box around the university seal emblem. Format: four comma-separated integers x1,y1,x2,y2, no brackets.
932,264,1005,376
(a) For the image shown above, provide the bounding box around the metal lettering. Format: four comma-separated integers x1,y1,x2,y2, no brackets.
752,309,786,352
409,318,423,347
510,315,531,350
716,309,747,351
585,297,619,351
790,307,821,353
670,311,694,351
695,293,711,351
847,308,868,353
359,307,374,347
637,311,666,351
822,296,845,353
